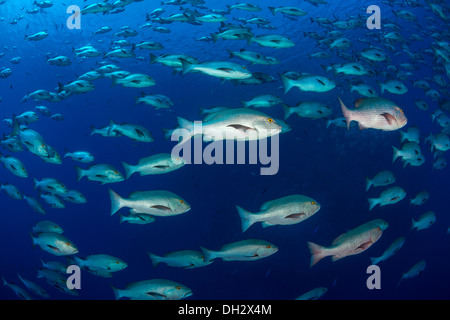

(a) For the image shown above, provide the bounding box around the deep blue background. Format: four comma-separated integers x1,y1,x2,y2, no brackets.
0,0,449,300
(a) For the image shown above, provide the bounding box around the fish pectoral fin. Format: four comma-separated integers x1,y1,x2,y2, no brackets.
355,241,373,252
381,113,396,125
218,67,233,72
46,244,60,252
153,165,170,169
285,213,305,219
150,205,171,211
227,124,254,132
145,292,166,299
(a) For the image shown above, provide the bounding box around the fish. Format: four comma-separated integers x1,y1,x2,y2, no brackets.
32,220,64,234
122,153,185,179
283,101,332,120
246,34,295,49
339,97,407,131
236,194,321,232
200,239,278,262
370,237,406,265
181,60,252,80
111,73,155,88
280,73,335,93
33,178,67,195
366,170,396,191
31,232,78,256
399,126,420,143
411,211,436,231
64,151,94,163
308,219,389,266
295,287,328,300
410,191,429,206
119,213,155,225
108,121,154,143
0,152,28,178
76,164,124,184
173,108,282,145
112,279,192,300
378,79,408,95
2,276,33,300
0,183,23,200
368,186,406,211
109,189,190,217
269,6,307,17
23,195,46,215
73,254,127,275
24,31,48,41
398,260,426,286
47,56,71,66
17,274,50,298
241,95,283,108
135,93,174,110
148,250,212,269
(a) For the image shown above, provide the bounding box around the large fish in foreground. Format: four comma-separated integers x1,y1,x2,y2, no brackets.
308,219,388,267
339,97,407,131
173,108,282,145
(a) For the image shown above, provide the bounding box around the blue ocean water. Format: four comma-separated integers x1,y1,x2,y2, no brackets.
0,0,449,300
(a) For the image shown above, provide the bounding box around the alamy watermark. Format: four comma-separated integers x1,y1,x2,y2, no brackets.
170,122,280,176
366,5,381,29
366,265,381,289
67,5,81,30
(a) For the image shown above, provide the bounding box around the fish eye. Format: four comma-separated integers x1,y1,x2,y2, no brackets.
267,118,274,123
65,242,70,246
115,261,120,264
114,171,118,174
179,199,184,203
266,245,271,249
176,286,181,290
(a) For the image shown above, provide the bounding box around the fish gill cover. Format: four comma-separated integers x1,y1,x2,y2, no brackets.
0,0,449,301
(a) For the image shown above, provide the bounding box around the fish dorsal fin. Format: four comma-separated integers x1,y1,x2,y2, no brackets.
381,113,396,125
355,98,365,108
332,233,347,245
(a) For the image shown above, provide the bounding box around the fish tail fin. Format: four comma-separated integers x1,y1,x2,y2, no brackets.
107,120,116,136
279,73,293,94
209,33,219,43
282,103,293,120
57,82,64,93
399,131,406,143
75,166,85,182
338,97,352,130
377,81,385,94
392,145,400,163
365,177,372,192
111,285,123,300
174,117,195,145
33,178,39,190
368,198,379,211
149,53,157,64
236,205,255,232
121,161,135,180
370,257,380,265
147,252,161,267
268,7,276,16
29,231,36,248
411,218,417,230
180,58,195,75
109,189,124,216
199,246,217,262
326,119,332,128
307,241,328,267
241,100,248,108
